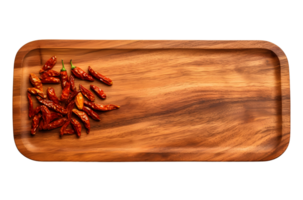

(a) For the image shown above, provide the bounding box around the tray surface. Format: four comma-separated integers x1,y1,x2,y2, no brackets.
13,40,290,161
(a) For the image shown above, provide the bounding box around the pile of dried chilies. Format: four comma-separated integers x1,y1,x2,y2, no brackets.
28,56,119,137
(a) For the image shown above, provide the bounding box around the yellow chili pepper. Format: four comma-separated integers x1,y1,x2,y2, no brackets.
75,92,84,110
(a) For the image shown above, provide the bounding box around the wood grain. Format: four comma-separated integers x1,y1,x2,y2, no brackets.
13,40,290,161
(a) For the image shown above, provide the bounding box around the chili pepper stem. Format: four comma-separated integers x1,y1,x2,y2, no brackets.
61,60,66,71
70,59,76,70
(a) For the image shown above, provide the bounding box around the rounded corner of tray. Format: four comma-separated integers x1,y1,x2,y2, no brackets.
263,137,291,162
13,139,41,162
258,40,288,63
15,40,42,64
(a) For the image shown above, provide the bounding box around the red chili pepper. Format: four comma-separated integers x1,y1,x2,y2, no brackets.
67,100,75,120
36,96,68,115
66,90,79,106
83,106,100,121
28,88,47,98
40,77,60,84
29,73,44,92
49,112,63,122
40,70,60,79
79,84,95,101
27,92,34,118
60,121,70,136
90,85,106,99
39,112,63,130
88,66,112,86
69,75,76,91
40,105,52,130
70,60,94,81
39,119,44,130
60,100,75,136
60,60,69,89
47,87,59,104
44,118,67,130
83,101,120,111
71,118,82,137
31,113,42,135
72,109,90,134
28,93,43,118
62,129,75,135
39,56,57,73
32,106,42,116
60,81,71,102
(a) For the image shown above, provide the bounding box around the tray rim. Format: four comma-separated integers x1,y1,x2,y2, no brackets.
13,40,290,161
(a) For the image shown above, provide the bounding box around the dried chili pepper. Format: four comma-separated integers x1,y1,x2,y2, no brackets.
83,106,100,121
75,92,84,110
66,90,79,106
88,66,112,86
28,88,47,98
90,85,106,99
60,121,70,136
39,119,44,130
72,109,90,134
28,92,43,118
49,112,63,122
29,73,43,92
32,106,42,116
70,60,94,81
71,118,82,137
39,56,57,73
60,100,75,136
39,112,63,130
60,81,70,102
83,101,120,111
69,75,76,91
47,87,59,104
79,84,95,101
36,96,68,115
30,113,41,135
44,118,67,130
41,77,60,84
60,60,69,89
40,70,60,79
27,92,34,118
62,129,75,135
67,100,75,120
40,105,52,130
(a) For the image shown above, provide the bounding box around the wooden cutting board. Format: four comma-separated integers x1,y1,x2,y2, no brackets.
13,40,290,161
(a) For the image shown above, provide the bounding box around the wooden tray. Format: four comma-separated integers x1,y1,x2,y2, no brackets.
13,40,290,161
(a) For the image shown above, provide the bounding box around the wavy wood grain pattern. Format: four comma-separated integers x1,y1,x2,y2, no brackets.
13,40,290,161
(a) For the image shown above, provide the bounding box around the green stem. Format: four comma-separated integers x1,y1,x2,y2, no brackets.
70,59,76,70
61,60,66,71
